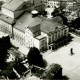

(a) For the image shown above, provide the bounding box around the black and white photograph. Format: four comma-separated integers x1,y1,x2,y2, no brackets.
0,0,80,80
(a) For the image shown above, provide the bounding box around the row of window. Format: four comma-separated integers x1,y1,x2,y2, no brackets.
0,25,12,36
14,32,24,45
49,29,68,43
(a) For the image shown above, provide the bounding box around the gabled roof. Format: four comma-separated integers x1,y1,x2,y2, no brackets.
52,16,63,23
0,13,14,24
2,0,24,11
42,63,62,79
28,17,42,33
14,12,42,33
29,24,40,33
27,16,63,34
40,19,63,34
13,13,33,33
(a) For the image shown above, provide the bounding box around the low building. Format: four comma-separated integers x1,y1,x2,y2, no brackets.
41,19,69,50
41,63,62,79
46,0,77,12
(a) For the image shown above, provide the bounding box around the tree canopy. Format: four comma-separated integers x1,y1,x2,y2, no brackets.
0,36,11,68
51,8,60,17
27,47,44,67
38,10,47,17
70,17,80,29
59,1,67,12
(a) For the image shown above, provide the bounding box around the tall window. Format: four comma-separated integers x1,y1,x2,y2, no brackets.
49,35,51,44
58,31,60,39
54,32,57,41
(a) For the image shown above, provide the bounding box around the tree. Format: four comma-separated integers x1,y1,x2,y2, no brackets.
59,1,67,12
74,17,80,29
0,36,11,68
51,8,60,17
38,10,47,17
27,47,44,67
60,14,68,25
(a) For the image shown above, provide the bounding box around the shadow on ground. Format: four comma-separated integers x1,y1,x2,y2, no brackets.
42,59,48,68
61,75,69,80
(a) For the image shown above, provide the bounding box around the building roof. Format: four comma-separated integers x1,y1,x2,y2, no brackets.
26,15,63,34
0,13,14,24
13,12,42,33
2,0,24,11
42,63,62,79
67,5,78,11
13,12,64,33
13,63,27,75
36,35,46,40
28,17,42,33
29,24,40,33
40,19,63,33
52,16,63,23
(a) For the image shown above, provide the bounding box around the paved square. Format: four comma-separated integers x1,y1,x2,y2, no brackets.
43,33,80,80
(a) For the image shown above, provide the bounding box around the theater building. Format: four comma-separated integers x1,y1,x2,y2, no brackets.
0,0,69,51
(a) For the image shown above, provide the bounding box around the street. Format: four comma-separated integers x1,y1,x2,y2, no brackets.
43,33,80,80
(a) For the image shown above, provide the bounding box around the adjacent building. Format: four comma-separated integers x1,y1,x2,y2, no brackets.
46,0,60,8
46,0,76,10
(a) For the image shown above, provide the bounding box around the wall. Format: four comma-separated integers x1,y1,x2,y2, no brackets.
39,37,47,51
14,10,24,19
25,28,34,48
13,28,25,45
2,7,14,18
34,38,39,49
0,20,12,37
41,31,49,49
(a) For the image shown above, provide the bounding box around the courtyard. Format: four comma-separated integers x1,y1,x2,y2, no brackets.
42,33,80,80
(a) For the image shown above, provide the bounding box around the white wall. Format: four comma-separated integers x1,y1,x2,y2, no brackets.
0,20,12,37
25,28,34,48
2,8,14,18
47,1,60,8
13,28,25,45
34,38,40,49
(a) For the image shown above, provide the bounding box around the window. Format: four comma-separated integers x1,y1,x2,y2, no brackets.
49,35,51,43
52,34,54,42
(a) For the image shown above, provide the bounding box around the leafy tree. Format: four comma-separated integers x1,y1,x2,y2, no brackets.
60,14,68,25
0,36,11,68
27,47,44,67
51,8,60,17
70,17,80,29
74,17,80,29
38,10,47,17
59,1,67,12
